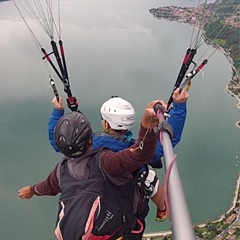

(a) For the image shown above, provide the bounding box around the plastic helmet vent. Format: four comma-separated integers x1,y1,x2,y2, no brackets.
54,112,92,157
100,97,135,130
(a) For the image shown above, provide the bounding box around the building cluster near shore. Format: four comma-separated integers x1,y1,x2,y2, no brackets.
149,5,213,27
143,172,240,239
149,4,239,29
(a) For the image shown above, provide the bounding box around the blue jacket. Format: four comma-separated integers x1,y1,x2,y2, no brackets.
48,102,187,169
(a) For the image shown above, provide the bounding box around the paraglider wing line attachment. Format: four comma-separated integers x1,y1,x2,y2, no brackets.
49,77,59,102
66,96,79,112
63,79,71,96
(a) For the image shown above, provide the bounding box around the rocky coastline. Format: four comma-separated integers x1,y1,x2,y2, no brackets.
226,86,240,129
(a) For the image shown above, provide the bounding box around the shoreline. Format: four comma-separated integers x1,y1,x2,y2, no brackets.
226,86,240,129
226,86,240,110
143,171,240,238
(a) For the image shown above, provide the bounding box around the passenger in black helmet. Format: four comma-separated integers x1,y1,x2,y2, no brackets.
18,99,163,240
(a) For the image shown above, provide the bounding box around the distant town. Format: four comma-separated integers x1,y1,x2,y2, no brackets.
149,0,240,98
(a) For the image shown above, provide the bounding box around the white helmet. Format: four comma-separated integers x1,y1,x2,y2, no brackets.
100,97,135,130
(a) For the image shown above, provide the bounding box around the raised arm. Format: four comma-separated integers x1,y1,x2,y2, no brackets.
148,88,189,168
168,88,189,147
48,96,64,152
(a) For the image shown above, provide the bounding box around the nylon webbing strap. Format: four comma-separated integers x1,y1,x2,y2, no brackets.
167,48,196,109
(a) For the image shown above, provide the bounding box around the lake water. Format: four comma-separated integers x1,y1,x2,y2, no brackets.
0,0,239,239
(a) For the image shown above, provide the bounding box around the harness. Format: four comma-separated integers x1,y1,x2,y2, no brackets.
56,150,149,240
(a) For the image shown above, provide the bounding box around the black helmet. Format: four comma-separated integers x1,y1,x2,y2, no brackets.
54,112,92,157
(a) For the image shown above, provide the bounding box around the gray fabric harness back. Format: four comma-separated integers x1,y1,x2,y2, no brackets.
56,149,149,240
